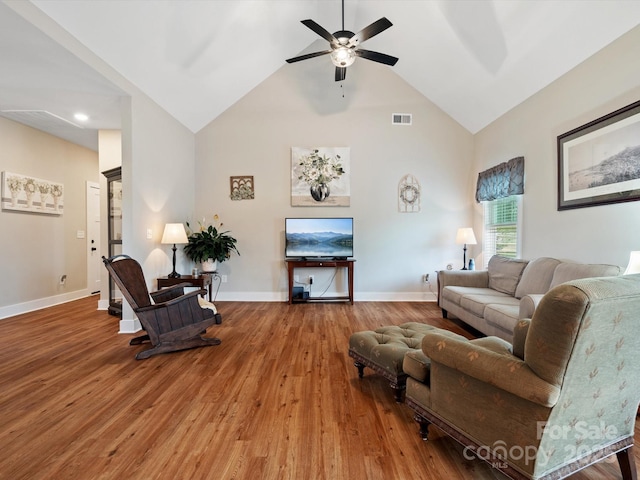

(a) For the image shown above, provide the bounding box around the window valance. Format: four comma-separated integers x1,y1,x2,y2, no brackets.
475,156,524,202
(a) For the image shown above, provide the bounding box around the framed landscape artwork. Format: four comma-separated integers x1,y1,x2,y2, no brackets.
558,100,640,210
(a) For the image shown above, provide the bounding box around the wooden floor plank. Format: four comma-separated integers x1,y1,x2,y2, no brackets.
0,296,636,479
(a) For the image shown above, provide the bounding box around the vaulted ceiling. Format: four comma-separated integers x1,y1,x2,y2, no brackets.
2,1,640,151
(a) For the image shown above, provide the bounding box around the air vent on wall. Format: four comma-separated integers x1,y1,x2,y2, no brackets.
0,110,83,130
392,113,412,125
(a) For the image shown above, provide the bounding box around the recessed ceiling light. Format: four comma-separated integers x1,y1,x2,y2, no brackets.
74,113,89,122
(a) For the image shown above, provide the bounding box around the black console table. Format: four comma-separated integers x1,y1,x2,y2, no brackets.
286,259,355,304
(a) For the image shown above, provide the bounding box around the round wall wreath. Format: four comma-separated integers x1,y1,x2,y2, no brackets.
398,174,421,212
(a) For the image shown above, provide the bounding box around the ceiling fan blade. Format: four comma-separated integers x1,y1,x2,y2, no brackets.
301,19,339,45
286,50,332,64
348,17,393,47
335,66,347,82
355,49,399,66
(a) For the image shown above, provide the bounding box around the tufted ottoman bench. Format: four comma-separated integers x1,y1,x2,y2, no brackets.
348,322,436,402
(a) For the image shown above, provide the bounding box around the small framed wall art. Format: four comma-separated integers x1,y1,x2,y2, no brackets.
398,174,421,212
1,171,64,215
230,176,255,200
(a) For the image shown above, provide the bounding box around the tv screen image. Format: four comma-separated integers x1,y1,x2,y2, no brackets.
285,218,353,259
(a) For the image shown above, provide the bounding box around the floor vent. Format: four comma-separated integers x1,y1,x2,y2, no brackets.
392,113,412,125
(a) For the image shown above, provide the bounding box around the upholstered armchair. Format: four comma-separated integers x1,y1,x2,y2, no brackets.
404,274,640,479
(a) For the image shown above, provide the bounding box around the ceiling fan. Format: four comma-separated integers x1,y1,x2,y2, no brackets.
285,0,399,82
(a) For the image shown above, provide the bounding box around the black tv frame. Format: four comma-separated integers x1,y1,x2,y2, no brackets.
285,217,354,260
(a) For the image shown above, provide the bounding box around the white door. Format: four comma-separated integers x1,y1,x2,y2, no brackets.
86,181,101,294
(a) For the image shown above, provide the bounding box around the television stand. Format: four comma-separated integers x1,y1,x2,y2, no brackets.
286,259,355,304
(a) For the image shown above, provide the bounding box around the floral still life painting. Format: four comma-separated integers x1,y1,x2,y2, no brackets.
291,147,350,206
1,171,63,215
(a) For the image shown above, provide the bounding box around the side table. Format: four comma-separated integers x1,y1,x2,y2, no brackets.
286,259,355,304
157,274,215,302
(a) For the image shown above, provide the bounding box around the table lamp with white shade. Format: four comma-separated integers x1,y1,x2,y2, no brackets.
162,223,188,278
624,251,640,275
456,227,477,270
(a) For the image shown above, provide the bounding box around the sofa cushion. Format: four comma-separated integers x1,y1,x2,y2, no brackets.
514,257,561,299
549,262,622,289
460,293,519,318
487,256,529,295
441,286,500,306
483,303,520,337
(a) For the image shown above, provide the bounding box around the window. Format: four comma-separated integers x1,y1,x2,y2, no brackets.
483,195,521,268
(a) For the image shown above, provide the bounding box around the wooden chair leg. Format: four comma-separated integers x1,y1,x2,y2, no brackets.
354,361,365,379
414,414,430,441
390,381,406,403
130,334,150,345
391,385,404,403
617,446,638,480
135,336,221,360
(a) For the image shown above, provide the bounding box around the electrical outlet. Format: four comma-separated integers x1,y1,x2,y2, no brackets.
59,274,67,285
309,275,314,285
221,275,227,283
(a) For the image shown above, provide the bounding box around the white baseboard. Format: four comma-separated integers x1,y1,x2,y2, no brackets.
0,290,437,322
119,318,142,334
97,299,110,310
0,289,92,320
211,291,437,302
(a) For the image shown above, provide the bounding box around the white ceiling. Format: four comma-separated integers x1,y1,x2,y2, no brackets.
2,1,640,151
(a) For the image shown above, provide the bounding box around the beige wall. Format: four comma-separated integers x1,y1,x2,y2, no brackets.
5,3,198,329
195,60,475,301
0,117,98,315
3,4,639,314
474,25,640,268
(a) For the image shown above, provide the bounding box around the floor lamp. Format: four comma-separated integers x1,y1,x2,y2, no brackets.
456,227,477,270
162,223,188,278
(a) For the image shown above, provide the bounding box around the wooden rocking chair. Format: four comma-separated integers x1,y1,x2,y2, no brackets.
102,255,222,360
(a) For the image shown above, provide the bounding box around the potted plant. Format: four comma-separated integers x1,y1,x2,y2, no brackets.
183,215,240,272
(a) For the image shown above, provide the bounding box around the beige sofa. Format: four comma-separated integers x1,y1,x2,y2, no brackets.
438,256,621,341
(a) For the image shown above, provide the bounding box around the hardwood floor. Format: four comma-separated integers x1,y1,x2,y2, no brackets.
0,297,636,479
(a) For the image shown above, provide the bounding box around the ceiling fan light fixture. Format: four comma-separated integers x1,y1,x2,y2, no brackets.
330,46,356,67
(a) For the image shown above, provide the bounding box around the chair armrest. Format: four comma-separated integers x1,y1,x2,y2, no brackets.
150,283,188,301
519,294,544,319
422,330,560,407
138,290,206,311
160,290,207,307
151,283,196,303
512,318,531,360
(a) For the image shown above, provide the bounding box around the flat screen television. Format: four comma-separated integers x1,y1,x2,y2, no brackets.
285,217,353,260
